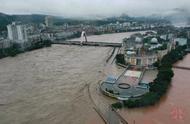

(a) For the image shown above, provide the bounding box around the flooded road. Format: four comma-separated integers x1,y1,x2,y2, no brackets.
120,54,190,124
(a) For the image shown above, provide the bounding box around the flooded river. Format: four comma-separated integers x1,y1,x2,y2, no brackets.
1,30,188,124
70,31,148,43
0,42,126,124
0,45,114,124
120,54,190,124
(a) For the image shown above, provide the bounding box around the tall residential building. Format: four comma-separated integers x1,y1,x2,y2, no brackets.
7,23,18,40
7,22,28,43
45,16,53,27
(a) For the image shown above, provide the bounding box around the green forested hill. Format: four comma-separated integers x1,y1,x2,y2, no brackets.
0,13,45,31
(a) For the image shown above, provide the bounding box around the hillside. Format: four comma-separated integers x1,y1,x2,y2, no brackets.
0,13,45,31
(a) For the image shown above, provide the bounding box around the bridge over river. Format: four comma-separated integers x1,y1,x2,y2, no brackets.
52,40,122,47
53,31,150,48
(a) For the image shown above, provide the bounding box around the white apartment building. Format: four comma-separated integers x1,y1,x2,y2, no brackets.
45,16,53,27
7,22,28,43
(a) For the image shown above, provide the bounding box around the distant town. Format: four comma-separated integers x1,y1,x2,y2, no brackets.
0,13,190,58
0,13,171,52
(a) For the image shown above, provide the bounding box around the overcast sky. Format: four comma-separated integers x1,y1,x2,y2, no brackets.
0,0,189,18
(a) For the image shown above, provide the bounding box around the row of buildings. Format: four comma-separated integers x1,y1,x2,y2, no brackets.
7,22,28,43
39,16,171,41
0,21,54,49
0,16,188,51
122,31,188,67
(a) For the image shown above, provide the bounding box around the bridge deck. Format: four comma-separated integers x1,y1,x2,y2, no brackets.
52,40,122,47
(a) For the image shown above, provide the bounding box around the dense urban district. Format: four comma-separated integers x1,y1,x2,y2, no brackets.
0,13,190,124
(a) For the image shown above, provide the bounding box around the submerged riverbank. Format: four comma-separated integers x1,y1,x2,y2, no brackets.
119,53,190,124
0,40,51,59
112,45,187,109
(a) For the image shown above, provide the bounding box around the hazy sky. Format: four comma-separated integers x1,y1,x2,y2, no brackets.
0,0,189,17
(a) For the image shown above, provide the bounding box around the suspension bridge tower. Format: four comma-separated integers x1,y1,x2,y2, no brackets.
80,31,88,44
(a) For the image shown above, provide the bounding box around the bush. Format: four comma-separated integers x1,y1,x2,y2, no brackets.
116,54,126,65
112,102,122,109
123,100,137,108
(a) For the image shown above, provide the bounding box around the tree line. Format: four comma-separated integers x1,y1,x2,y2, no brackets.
0,40,51,59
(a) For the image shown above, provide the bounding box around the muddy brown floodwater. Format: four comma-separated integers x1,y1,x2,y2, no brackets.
0,45,123,124
0,31,154,124
120,54,190,124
